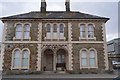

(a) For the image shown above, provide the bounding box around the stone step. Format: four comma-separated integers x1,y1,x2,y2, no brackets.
2,78,114,80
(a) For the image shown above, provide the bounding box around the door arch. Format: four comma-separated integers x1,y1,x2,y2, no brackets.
42,49,54,71
56,49,68,71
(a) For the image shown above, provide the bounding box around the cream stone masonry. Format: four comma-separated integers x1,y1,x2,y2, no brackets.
1,22,7,71
37,22,42,71
102,23,109,70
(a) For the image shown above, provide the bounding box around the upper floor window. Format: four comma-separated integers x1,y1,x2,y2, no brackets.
24,24,30,39
79,23,95,40
46,24,51,33
15,23,31,40
15,24,22,39
45,23,65,40
53,24,57,32
80,24,86,38
59,24,64,33
88,24,94,38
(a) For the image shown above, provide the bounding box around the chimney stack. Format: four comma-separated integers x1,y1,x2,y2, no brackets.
41,0,47,13
65,0,70,12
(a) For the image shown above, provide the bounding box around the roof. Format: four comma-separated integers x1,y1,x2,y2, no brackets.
1,11,109,21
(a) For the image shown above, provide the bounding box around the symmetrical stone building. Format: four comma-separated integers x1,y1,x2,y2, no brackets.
1,0,109,73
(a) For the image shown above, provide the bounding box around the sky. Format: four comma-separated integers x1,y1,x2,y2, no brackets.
0,0,119,41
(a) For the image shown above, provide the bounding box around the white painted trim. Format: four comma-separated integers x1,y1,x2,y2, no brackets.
78,23,96,40
79,48,98,69
13,22,31,40
11,48,21,70
11,48,30,70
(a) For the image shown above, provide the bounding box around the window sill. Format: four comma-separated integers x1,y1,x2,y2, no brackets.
80,66,98,69
13,37,31,41
11,67,29,70
79,37,96,40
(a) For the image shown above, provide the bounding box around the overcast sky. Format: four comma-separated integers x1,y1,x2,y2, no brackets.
0,0,119,41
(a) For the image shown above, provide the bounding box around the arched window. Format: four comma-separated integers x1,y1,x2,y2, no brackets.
46,24,51,32
89,49,96,67
15,24,22,39
81,50,87,67
53,24,57,32
13,49,21,68
88,24,94,38
80,24,86,38
22,50,29,68
80,48,97,68
59,24,64,33
24,24,30,39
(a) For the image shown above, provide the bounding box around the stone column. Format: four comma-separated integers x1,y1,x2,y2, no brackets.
102,23,109,70
1,23,7,71
37,22,42,71
67,23,73,70
53,52,56,71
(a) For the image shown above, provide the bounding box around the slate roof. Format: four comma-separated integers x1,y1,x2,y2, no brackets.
1,11,109,21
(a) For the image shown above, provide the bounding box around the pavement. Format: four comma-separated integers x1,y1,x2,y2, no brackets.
1,74,119,80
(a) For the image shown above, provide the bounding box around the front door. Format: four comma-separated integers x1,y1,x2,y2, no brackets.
46,53,53,71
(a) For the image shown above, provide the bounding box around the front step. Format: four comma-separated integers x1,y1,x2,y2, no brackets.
42,71,67,74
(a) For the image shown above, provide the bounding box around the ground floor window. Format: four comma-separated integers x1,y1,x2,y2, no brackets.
80,48,97,68
12,48,30,69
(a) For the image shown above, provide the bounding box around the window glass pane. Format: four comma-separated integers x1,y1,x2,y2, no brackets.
16,32,22,39
24,24,30,31
46,24,51,32
22,59,28,67
23,32,30,39
80,32,86,38
16,24,22,31
60,24,64,33
80,24,86,38
88,32,94,38
14,50,20,67
90,58,95,66
81,50,87,58
88,24,94,31
22,50,29,67
53,24,57,32
88,24,94,38
81,58,87,66
90,50,95,58
80,24,85,31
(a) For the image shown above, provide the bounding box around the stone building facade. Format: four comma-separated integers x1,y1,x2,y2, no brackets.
1,0,109,74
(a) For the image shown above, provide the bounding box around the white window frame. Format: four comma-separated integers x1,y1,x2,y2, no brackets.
87,23,96,40
45,23,65,40
79,23,87,39
11,48,30,70
79,48,98,69
13,22,31,40
79,23,96,40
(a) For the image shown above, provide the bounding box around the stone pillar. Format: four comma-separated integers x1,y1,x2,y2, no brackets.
102,23,109,70
1,23,7,71
68,22,73,70
37,22,42,71
53,52,56,71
